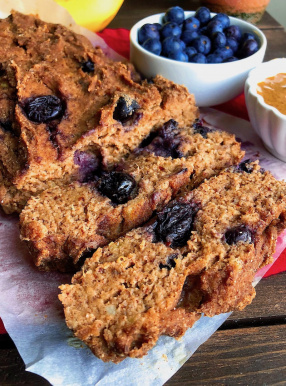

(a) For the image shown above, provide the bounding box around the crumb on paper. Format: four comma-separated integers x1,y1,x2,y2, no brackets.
67,337,84,349
172,347,188,367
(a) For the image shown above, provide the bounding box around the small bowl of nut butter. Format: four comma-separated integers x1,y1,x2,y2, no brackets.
245,58,286,162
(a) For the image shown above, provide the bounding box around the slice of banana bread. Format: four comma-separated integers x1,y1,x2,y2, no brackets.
59,161,286,362
20,120,243,272
0,11,198,213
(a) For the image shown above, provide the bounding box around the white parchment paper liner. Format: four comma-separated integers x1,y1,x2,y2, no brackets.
0,1,286,384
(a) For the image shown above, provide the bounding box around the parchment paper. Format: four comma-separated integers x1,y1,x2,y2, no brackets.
0,1,286,385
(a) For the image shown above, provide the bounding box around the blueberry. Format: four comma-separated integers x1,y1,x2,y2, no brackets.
162,37,185,57
181,30,199,45
199,26,208,35
157,119,179,137
225,225,253,245
212,13,230,29
241,32,256,44
159,119,179,135
138,130,159,149
195,6,211,26
153,23,162,31
224,25,242,41
136,6,259,66
74,150,100,182
213,46,233,60
113,96,140,124
139,119,183,158
226,37,239,53
223,56,238,62
138,23,160,44
212,31,227,49
161,22,182,39
142,38,162,55
189,53,207,63
238,39,259,59
191,35,211,55
165,6,185,25
207,53,223,63
185,46,198,60
159,253,178,270
154,201,199,248
168,50,188,62
98,171,137,204
183,16,200,32
193,121,213,138
81,59,94,73
23,95,64,123
207,20,224,37
237,159,254,173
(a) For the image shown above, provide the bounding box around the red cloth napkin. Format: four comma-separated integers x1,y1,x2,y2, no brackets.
0,319,5,334
0,28,285,335
97,28,130,59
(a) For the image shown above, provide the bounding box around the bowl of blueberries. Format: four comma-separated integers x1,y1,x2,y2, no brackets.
130,6,267,107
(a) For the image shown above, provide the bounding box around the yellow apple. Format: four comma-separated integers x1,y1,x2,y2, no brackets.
54,0,124,31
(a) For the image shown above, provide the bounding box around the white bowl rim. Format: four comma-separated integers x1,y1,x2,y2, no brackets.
246,58,286,121
130,11,267,68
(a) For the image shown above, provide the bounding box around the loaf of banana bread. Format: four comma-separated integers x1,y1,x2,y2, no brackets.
20,119,243,272
0,11,198,213
59,161,286,362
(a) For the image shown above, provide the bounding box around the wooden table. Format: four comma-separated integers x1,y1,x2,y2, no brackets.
1,1,286,385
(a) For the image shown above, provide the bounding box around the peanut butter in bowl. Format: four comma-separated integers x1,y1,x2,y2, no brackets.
245,58,286,162
257,73,286,116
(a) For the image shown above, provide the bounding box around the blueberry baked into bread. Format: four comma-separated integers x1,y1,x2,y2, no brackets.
59,161,286,362
0,11,198,213
20,120,243,272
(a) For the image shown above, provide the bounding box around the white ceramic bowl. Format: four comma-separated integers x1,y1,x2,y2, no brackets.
245,58,286,162
130,12,267,107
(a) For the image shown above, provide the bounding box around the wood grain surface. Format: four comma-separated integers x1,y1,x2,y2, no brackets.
1,1,286,385
1,274,285,385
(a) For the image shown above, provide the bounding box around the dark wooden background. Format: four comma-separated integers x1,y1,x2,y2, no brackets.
1,1,286,384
